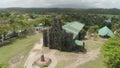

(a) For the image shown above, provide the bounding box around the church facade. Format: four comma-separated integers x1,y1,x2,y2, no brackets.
43,17,85,51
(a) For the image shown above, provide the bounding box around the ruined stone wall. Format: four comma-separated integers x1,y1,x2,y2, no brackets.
43,28,49,47
43,17,74,51
61,31,73,51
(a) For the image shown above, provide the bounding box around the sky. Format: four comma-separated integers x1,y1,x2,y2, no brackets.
0,0,120,8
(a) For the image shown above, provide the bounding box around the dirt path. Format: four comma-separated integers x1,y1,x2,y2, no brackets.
65,48,100,68
24,38,57,68
45,50,57,68
8,54,24,68
24,38,43,68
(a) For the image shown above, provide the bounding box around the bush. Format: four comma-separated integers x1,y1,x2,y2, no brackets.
80,29,86,39
0,64,7,68
101,36,120,68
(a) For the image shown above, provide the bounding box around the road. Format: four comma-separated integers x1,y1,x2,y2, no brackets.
24,38,43,68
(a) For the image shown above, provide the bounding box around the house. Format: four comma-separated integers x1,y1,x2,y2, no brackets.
62,21,85,39
98,26,114,38
34,23,43,31
105,19,112,23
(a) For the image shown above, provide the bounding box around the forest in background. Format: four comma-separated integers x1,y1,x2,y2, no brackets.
0,8,120,15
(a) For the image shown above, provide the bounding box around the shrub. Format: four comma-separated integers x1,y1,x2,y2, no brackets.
101,36,120,68
0,63,7,68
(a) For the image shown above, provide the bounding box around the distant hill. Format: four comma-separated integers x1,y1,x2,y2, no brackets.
0,8,120,15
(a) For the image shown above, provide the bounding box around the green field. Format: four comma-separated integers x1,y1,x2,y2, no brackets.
56,59,75,68
77,54,106,68
0,33,41,66
85,38,106,51
56,38,107,68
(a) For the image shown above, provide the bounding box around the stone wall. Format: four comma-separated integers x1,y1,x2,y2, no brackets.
43,17,74,51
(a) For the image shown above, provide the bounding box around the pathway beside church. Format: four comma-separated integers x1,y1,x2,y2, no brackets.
24,38,57,68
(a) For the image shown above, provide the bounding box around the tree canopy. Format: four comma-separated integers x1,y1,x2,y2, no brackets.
101,35,120,68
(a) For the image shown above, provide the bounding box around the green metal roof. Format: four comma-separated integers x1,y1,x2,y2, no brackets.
62,21,85,39
74,40,84,46
98,26,114,37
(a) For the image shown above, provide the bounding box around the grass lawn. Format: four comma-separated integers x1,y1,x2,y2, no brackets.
77,54,106,68
76,38,107,68
85,38,107,51
56,59,75,68
55,38,107,68
55,51,79,68
0,33,41,66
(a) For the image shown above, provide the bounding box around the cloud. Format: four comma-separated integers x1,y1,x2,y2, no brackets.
0,0,120,8
0,0,51,8
45,0,120,8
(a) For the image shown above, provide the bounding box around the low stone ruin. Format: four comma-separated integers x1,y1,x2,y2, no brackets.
34,54,51,67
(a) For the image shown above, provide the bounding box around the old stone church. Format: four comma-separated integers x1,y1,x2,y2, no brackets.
43,17,85,51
